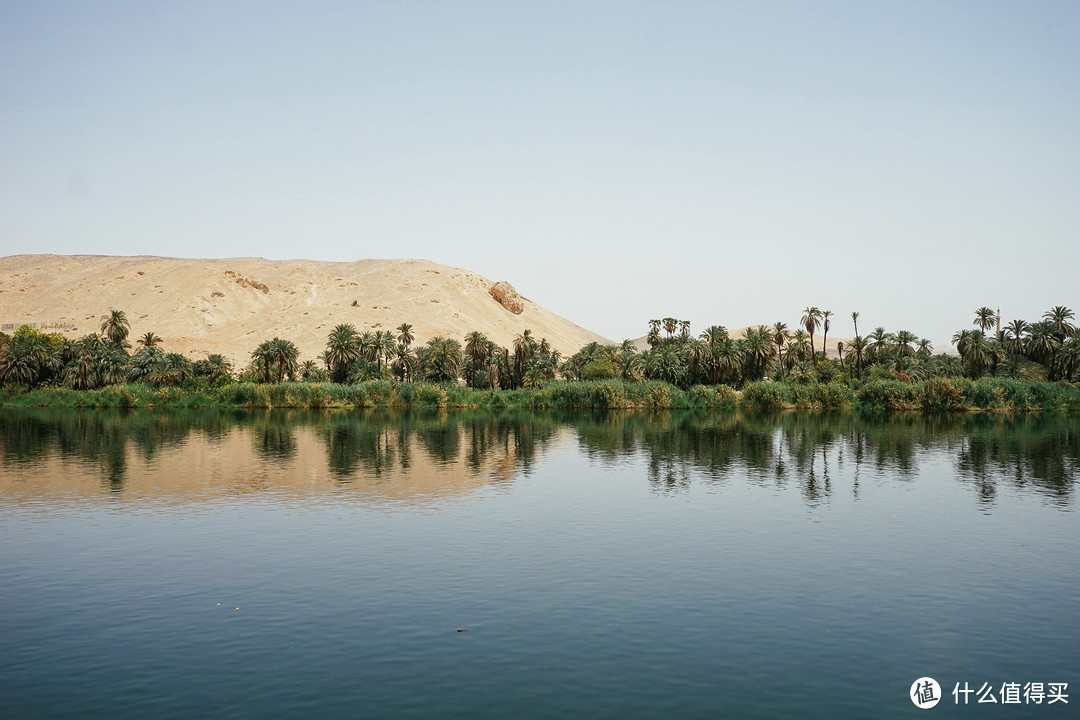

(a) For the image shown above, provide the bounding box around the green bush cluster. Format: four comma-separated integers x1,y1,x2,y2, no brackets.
740,382,787,410
918,377,970,412
855,380,920,412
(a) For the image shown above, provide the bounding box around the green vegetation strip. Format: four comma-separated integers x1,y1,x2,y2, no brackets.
3,377,1079,413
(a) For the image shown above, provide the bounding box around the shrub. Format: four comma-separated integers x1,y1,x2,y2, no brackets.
1028,381,1068,411
580,360,619,381
856,380,917,412
357,380,399,406
740,382,786,410
636,381,672,409
918,377,968,412
992,378,1033,411
412,383,447,408
965,379,999,409
687,384,737,410
816,381,853,410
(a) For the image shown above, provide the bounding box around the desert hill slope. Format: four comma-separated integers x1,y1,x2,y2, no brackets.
0,255,611,369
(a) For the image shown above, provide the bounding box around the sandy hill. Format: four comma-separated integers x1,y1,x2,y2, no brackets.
0,255,611,369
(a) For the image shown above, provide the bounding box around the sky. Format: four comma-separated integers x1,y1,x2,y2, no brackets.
2,0,1078,348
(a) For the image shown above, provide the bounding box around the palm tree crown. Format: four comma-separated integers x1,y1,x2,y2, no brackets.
974,307,998,333
801,306,822,363
100,309,130,346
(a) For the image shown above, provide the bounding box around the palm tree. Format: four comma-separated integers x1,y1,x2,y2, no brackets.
0,332,50,386
396,323,415,348
700,325,728,348
974,307,997,333
959,330,991,377
464,331,492,387
1003,319,1030,356
952,329,973,359
136,332,162,349
894,330,917,358
850,312,861,373
684,338,707,384
1043,306,1075,340
510,329,538,387
1025,321,1062,375
741,326,776,381
420,337,461,383
710,336,743,383
273,338,299,381
465,331,490,364
149,353,191,388
63,343,99,390
130,346,166,383
615,346,642,381
643,343,686,386
662,317,679,338
99,309,130,346
371,330,395,371
391,343,416,382
358,332,375,361
98,344,129,385
679,320,691,340
786,330,811,367
325,324,361,382
253,338,298,382
868,327,893,361
646,324,661,348
801,307,822,364
986,336,1007,376
195,353,232,382
916,339,933,358
771,322,789,371
820,310,832,360
1056,336,1080,381
843,336,867,374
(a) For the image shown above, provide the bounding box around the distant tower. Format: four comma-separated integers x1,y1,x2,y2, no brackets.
996,307,1001,335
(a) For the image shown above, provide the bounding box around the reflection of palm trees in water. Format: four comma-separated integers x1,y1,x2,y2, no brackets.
316,411,563,492
256,421,295,461
2,409,1077,509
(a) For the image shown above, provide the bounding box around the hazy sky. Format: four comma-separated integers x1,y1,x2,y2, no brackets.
2,1,1078,347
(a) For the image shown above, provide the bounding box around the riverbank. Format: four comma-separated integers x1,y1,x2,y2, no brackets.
3,377,1080,413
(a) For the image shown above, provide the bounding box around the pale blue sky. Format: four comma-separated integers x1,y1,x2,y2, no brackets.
2,1,1078,347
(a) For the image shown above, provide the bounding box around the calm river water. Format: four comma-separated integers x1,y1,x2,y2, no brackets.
1,408,1077,719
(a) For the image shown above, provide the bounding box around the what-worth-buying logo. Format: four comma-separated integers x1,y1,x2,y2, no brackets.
911,677,1068,709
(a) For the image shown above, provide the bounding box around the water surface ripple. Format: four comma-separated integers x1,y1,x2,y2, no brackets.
1,409,1077,718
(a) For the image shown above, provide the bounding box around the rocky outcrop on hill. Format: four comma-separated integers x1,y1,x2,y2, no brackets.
489,281,525,315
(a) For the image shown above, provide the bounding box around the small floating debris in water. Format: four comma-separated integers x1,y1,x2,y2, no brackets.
235,607,240,612
456,628,467,632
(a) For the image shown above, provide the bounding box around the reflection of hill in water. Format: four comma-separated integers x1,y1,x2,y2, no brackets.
1,409,1076,510
0,410,564,510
